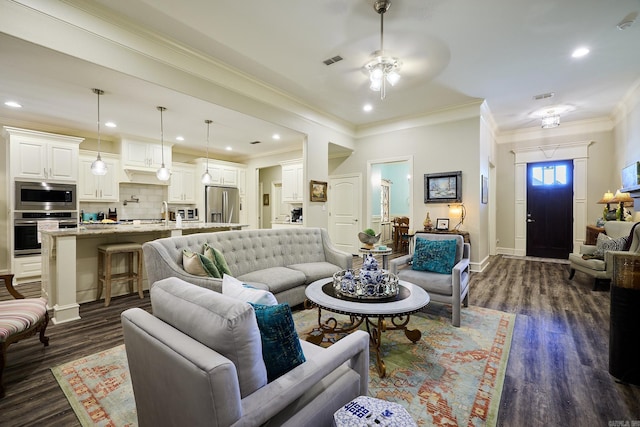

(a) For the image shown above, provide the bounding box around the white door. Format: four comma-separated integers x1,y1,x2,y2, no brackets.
329,174,361,254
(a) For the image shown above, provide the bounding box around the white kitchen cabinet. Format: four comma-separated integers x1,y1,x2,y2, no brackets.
237,167,247,196
209,163,238,186
78,152,119,201
281,160,303,202
6,127,82,182
169,163,196,203
121,139,172,172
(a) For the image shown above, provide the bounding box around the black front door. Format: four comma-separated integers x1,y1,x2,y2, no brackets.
526,161,574,259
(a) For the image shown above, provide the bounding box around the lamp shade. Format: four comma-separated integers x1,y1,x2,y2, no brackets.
597,190,614,204
611,190,634,204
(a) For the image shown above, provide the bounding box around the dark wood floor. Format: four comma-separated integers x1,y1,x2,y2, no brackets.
1,255,638,426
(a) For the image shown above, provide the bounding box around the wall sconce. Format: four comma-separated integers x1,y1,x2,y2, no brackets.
448,203,466,230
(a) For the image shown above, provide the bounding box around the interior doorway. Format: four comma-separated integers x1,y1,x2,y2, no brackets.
526,160,574,259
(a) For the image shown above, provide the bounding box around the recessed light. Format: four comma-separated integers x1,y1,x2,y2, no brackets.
176,136,184,141
363,104,373,112
226,146,232,151
272,133,280,140
105,121,117,128
571,47,590,58
4,101,22,108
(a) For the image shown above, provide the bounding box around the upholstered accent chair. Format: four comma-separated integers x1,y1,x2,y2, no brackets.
568,221,639,290
121,277,369,427
390,234,471,327
0,274,50,398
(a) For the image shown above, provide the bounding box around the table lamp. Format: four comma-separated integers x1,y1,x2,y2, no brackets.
597,190,615,221
610,190,634,221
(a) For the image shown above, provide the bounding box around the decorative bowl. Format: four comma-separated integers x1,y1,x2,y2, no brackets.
358,232,381,249
332,269,399,300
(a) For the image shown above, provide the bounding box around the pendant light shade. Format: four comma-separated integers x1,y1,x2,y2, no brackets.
156,106,171,181
90,88,108,176
201,119,213,184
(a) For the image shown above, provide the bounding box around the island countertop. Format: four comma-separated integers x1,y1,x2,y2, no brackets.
39,222,248,236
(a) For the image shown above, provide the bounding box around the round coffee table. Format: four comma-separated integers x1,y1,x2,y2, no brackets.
305,278,429,377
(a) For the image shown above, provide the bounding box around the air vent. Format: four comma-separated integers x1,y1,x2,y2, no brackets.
250,140,261,145
533,92,555,101
323,55,344,66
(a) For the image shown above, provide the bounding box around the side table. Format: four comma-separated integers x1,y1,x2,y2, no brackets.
585,224,605,245
358,247,393,269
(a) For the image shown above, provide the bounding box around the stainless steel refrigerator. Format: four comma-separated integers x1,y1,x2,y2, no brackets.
205,185,240,223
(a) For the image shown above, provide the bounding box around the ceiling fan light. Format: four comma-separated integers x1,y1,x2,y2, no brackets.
90,155,108,176
386,70,400,86
370,78,382,91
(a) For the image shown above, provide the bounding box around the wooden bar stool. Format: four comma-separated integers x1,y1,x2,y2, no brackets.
97,242,144,307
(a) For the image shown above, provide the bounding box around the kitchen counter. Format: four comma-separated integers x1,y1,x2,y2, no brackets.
40,222,248,324
271,221,304,229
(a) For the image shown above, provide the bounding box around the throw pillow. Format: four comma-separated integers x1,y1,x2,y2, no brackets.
182,249,220,277
222,274,277,306
203,243,232,276
412,238,457,274
592,233,628,259
250,302,306,382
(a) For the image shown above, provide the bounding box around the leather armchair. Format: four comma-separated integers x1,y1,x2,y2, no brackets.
390,234,471,327
568,221,639,290
121,277,369,427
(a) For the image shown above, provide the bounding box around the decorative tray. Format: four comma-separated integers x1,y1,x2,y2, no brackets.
332,269,399,300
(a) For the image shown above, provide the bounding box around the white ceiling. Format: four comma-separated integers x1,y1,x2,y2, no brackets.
1,0,640,160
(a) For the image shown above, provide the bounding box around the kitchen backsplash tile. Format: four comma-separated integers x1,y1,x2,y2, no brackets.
80,183,170,220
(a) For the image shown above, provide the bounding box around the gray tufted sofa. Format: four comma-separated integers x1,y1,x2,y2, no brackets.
142,227,352,306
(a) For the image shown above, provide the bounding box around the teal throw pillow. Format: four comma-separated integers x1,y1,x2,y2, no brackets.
412,238,457,274
203,243,231,276
250,303,306,382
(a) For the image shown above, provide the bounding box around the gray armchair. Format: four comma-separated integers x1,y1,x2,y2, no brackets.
390,234,471,327
568,221,639,290
121,277,369,427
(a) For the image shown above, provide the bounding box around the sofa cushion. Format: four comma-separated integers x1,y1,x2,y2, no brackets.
287,261,344,284
397,268,453,296
222,274,277,306
250,302,306,382
150,277,268,397
183,249,221,278
412,238,457,274
237,267,307,294
568,253,606,271
203,243,232,276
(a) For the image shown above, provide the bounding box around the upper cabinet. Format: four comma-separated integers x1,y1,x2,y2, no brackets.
78,151,119,201
121,139,172,173
209,163,238,186
5,127,82,182
169,163,196,203
281,159,303,203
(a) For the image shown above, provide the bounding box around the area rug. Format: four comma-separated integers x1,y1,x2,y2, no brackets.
52,305,514,427
295,305,515,426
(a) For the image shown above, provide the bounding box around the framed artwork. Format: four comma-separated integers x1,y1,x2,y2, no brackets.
436,218,450,231
263,194,270,206
310,180,327,202
424,171,462,203
481,175,488,204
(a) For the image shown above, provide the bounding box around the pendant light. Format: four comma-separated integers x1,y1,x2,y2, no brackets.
90,88,107,175
156,106,171,181
201,119,213,184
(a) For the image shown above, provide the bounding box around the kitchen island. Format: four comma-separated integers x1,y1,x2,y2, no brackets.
40,222,247,324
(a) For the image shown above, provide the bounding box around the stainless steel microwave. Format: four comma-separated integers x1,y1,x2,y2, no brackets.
15,181,76,211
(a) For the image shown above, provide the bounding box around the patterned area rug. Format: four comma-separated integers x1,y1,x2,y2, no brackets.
52,305,514,427
295,305,515,426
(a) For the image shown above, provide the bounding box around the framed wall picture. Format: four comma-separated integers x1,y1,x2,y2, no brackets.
436,218,450,231
310,180,327,202
481,174,488,204
424,171,462,203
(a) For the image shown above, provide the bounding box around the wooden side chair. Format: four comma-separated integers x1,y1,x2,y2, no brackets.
392,216,410,252
0,274,50,398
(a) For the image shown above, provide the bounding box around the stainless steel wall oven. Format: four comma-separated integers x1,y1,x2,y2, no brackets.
14,212,78,256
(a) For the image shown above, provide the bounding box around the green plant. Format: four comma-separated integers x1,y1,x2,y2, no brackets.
364,228,376,237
